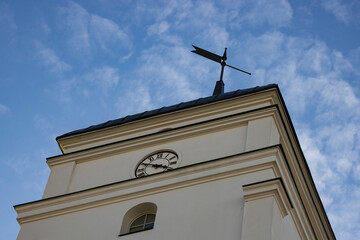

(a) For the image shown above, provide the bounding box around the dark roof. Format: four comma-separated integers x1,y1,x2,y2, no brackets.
57,84,278,140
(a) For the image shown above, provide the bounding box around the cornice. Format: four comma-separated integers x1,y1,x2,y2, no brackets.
57,90,278,153
47,105,279,167
16,142,329,240
243,178,293,218
16,146,283,224
273,90,335,239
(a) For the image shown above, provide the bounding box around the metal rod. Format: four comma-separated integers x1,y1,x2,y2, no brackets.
220,62,226,81
226,64,251,75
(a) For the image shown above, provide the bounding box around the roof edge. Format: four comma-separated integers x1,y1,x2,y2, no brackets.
56,84,278,140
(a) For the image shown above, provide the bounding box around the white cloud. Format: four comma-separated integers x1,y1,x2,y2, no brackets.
34,115,53,132
139,0,292,51
60,1,90,50
141,0,230,49
299,131,336,192
336,158,352,176
37,47,72,73
45,65,120,103
0,103,9,114
146,0,292,31
298,41,331,74
89,15,130,50
317,78,359,112
238,32,360,121
136,0,189,22
115,83,154,116
147,21,170,36
4,156,31,175
0,3,17,44
200,25,230,51
39,20,51,35
299,126,360,240
355,165,360,181
44,78,75,103
321,0,360,25
60,1,131,53
85,66,120,92
326,186,360,239
242,31,286,67
113,43,217,117
23,180,47,196
237,0,293,27
138,45,210,99
331,50,353,74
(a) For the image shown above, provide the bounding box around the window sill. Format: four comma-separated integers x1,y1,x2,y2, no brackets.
118,227,154,237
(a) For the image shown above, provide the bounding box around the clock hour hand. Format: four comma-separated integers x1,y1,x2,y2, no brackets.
161,165,173,170
142,163,163,168
142,163,172,169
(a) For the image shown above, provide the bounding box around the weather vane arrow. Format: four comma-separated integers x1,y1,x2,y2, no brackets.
191,45,251,95
191,45,251,82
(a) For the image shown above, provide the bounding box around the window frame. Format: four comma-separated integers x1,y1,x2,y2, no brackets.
119,202,157,237
128,213,155,233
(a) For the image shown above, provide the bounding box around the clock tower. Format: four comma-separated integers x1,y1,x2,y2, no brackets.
14,84,335,239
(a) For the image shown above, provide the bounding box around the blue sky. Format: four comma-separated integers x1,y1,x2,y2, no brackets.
1,0,359,239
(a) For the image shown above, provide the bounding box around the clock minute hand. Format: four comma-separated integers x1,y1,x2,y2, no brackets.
153,164,173,169
142,163,172,169
153,164,172,169
142,163,164,168
162,165,173,170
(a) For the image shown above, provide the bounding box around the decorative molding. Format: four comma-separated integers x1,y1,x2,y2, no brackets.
16,146,282,224
273,104,334,239
58,91,277,153
47,106,279,167
243,178,292,218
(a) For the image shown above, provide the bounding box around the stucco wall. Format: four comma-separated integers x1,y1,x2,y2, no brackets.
68,124,248,193
19,176,245,240
43,116,279,198
18,171,301,240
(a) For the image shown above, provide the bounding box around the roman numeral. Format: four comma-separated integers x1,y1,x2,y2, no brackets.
137,172,145,177
170,161,177,165
156,153,163,158
148,156,154,161
169,156,176,160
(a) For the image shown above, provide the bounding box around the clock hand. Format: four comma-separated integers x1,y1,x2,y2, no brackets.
161,165,172,170
142,163,165,168
142,163,172,169
154,164,173,169
141,163,152,166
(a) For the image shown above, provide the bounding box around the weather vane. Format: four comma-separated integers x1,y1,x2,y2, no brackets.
191,45,251,95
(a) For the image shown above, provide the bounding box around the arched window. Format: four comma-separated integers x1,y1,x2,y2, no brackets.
119,202,157,236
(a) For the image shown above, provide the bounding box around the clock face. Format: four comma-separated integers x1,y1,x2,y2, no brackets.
135,151,179,177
